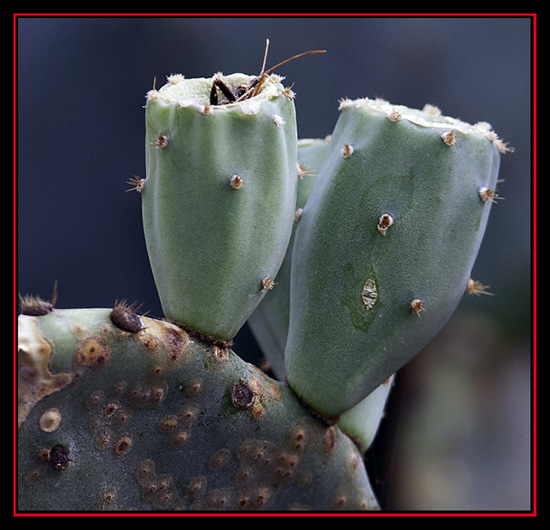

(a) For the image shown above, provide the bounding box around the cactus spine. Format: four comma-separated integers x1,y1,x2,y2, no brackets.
142,72,298,343
284,98,507,419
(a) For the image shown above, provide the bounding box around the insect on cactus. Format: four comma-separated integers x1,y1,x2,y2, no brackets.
17,40,511,513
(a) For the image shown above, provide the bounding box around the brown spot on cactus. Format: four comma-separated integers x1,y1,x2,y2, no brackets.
37,447,50,461
235,466,252,483
116,410,131,427
112,381,128,396
140,473,180,509
109,300,145,334
232,381,256,409
212,346,229,363
183,378,203,397
324,426,337,454
39,408,61,432
76,336,110,369
114,437,132,455
187,476,207,497
275,451,299,478
135,459,155,484
288,425,307,452
49,444,70,470
208,448,231,471
103,402,118,417
205,488,232,509
128,381,167,409
361,278,378,310
137,332,159,351
98,487,117,510
238,438,275,466
18,317,72,427
86,390,104,410
162,326,189,362
178,402,200,426
171,431,190,446
24,467,45,485
158,415,178,433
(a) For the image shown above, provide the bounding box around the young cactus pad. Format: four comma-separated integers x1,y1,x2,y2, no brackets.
17,305,379,512
141,72,298,342
284,98,508,419
248,137,329,379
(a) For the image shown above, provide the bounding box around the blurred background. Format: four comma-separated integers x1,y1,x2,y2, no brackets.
16,15,534,512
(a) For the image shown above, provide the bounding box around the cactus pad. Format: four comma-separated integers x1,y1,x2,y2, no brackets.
284,98,508,419
17,306,379,512
141,72,298,343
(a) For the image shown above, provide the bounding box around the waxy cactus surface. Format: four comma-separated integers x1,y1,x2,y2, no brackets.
248,137,329,379
284,98,507,419
142,72,298,343
17,306,378,512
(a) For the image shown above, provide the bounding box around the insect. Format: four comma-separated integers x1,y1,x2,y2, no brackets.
209,39,326,106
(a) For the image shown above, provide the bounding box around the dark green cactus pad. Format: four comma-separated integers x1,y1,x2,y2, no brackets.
17,306,378,512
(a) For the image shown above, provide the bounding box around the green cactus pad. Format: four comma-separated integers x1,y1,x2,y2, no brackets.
247,137,329,378
284,97,507,419
141,72,298,342
17,307,379,512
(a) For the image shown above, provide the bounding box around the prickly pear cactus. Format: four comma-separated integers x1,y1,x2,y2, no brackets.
248,137,329,378
284,98,509,419
141,72,298,343
17,304,378,512
247,137,395,453
17,45,509,513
